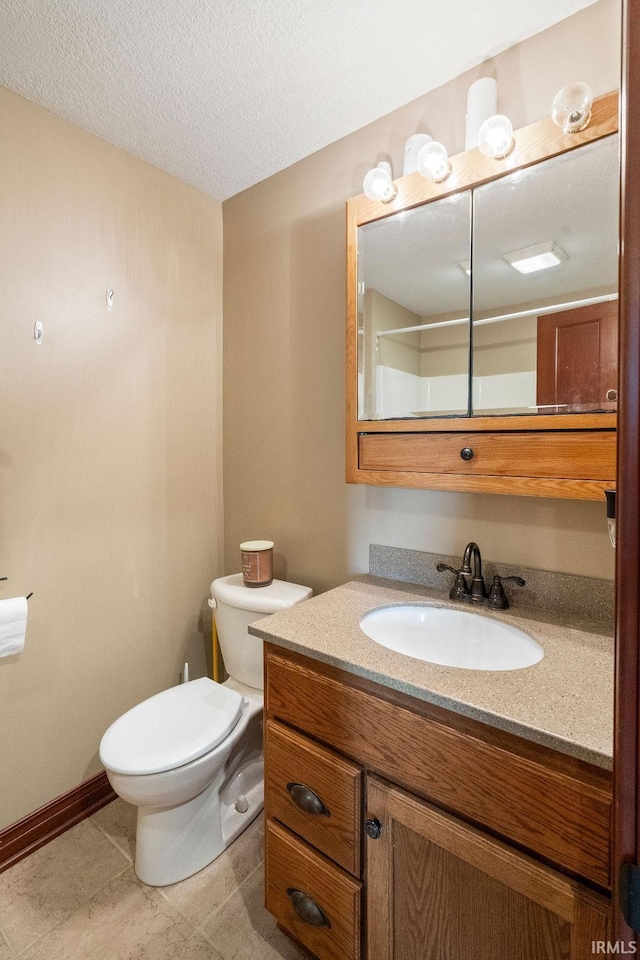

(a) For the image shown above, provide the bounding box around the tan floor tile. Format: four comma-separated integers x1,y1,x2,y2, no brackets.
202,867,305,960
20,868,218,960
0,819,129,953
0,927,14,960
161,815,264,927
129,931,224,960
91,797,137,862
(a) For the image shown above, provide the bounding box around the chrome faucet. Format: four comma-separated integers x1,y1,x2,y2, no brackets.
437,542,525,610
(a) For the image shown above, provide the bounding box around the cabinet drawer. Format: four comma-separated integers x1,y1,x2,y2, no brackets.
266,648,612,888
265,818,362,960
266,719,362,876
359,431,616,480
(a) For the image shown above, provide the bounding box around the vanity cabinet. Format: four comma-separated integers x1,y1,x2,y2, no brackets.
263,643,612,960
366,777,610,960
346,91,619,500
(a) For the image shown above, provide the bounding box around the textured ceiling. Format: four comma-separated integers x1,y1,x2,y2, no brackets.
0,0,596,200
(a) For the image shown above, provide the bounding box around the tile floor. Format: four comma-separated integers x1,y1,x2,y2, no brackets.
0,800,306,959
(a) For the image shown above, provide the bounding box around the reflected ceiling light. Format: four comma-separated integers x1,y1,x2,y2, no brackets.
416,141,452,182
459,260,471,276
363,162,397,203
551,82,593,133
503,241,568,274
477,115,515,159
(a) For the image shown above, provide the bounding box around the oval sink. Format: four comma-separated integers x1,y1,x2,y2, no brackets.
360,604,543,671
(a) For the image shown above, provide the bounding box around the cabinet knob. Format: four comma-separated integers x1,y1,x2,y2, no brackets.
460,447,474,461
286,888,331,927
606,389,618,401
286,782,330,816
365,818,382,839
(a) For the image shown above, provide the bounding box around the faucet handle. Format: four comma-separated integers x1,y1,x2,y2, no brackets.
437,563,469,600
488,574,525,609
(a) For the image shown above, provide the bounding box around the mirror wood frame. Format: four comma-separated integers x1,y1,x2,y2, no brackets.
346,90,619,500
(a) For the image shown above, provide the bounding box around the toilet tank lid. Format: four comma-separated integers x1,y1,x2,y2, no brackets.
99,678,243,776
210,574,312,614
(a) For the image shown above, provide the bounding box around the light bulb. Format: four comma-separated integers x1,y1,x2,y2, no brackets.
477,115,515,159
551,82,593,133
403,133,432,175
416,141,452,182
362,162,397,203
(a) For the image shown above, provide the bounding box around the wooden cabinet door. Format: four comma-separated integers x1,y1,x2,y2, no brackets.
366,776,610,960
537,302,618,412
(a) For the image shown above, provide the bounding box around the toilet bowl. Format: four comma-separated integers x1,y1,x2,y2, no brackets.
99,575,312,886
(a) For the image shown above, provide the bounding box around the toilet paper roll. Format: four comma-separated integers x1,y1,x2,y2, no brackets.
0,597,28,657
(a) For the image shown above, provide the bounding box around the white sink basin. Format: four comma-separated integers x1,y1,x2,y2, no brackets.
360,604,543,671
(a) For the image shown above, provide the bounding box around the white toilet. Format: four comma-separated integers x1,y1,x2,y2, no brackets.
99,574,312,886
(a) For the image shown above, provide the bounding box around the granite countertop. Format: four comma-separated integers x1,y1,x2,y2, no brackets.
249,575,614,771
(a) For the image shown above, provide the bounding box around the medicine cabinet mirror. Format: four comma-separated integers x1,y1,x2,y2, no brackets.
346,91,619,499
472,135,618,417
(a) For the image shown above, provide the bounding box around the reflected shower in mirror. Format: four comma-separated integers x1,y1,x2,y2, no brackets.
357,192,472,420
471,134,619,416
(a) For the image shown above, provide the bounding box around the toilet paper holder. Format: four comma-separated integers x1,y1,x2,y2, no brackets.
1,577,33,600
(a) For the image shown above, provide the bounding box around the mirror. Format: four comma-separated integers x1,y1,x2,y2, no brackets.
357,192,471,420
472,134,619,416
356,131,618,422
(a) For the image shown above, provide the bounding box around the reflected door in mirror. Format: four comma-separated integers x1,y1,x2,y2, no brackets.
537,302,618,412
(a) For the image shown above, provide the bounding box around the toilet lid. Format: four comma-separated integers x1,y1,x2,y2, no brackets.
99,678,244,775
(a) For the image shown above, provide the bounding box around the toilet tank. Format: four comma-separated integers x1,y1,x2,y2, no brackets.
210,574,312,690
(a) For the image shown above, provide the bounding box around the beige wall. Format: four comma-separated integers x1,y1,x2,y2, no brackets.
223,0,620,594
0,88,223,828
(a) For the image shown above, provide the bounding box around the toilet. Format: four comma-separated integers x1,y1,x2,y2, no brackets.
99,574,312,886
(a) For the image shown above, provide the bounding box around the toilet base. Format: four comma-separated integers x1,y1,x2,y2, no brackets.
133,702,265,886
135,771,263,887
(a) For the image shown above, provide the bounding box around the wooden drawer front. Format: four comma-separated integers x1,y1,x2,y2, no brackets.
266,818,362,960
266,719,362,876
266,649,612,889
359,431,616,480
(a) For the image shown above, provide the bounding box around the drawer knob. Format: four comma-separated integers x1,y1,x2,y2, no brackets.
606,388,618,401
460,447,474,461
286,782,330,816
286,888,332,928
365,818,382,840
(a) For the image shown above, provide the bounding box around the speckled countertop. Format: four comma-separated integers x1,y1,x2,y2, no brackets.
249,575,614,771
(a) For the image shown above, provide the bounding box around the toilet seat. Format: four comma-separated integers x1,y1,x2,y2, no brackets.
99,678,244,776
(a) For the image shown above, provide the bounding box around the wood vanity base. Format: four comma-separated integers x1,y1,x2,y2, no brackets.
264,643,612,960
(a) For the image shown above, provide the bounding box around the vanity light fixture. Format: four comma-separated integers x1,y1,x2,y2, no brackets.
503,241,568,274
551,82,593,133
477,115,515,159
465,77,498,150
403,133,433,175
363,162,397,203
416,141,452,183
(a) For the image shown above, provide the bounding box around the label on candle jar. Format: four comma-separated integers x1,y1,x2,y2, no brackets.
240,541,274,587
